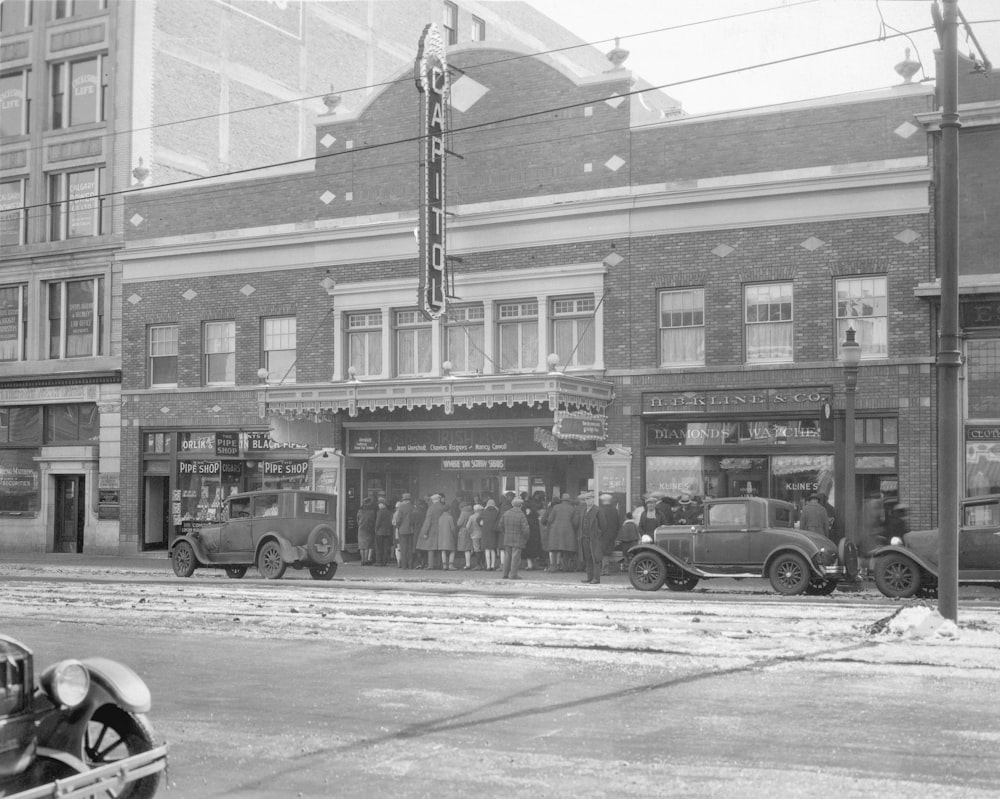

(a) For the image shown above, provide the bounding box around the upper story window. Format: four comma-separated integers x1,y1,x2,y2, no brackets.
262,316,296,384
395,310,432,377
967,338,1000,419
51,53,108,129
0,284,27,362
347,311,382,377
443,1,458,44
0,71,30,137
745,282,793,363
149,324,178,388
836,277,887,359
471,15,485,41
44,403,99,443
551,296,595,368
48,166,109,240
53,0,106,20
0,0,33,32
48,277,103,358
659,288,704,367
498,301,538,372
445,305,484,374
0,179,28,246
204,321,235,386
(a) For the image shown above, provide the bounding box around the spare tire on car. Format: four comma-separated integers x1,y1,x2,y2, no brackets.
307,525,339,564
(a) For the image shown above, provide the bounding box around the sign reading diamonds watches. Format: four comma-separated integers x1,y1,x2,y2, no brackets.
415,23,448,319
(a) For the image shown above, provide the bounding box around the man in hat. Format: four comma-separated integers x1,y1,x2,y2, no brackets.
393,493,414,569
577,492,607,584
598,493,620,576
500,497,530,580
799,493,829,536
672,492,703,525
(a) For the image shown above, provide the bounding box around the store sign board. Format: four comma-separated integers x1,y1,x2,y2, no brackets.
961,299,1000,328
347,426,591,455
216,432,240,457
441,458,506,471
644,388,829,414
968,426,1000,441
646,419,829,446
263,460,309,477
179,460,220,475
553,411,606,441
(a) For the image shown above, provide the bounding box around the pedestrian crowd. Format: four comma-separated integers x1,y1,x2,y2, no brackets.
354,489,698,583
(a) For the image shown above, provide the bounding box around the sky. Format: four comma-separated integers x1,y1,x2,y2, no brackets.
525,0,1000,115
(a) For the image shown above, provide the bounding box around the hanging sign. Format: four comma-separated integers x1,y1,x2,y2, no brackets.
553,410,607,441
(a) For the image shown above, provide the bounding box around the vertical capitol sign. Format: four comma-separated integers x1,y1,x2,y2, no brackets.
415,23,448,319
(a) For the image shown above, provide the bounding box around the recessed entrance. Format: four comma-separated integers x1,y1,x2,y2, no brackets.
54,474,85,553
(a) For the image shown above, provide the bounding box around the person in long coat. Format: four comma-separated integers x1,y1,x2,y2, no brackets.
500,497,530,579
455,503,474,569
356,497,376,565
542,494,577,571
598,493,621,576
478,499,501,571
417,493,444,569
410,499,427,569
438,502,458,570
374,498,394,566
522,493,544,570
577,492,607,584
393,493,414,569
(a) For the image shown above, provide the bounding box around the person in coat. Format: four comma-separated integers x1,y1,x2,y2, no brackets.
543,494,577,572
438,502,458,570
356,497,376,566
455,502,474,570
598,493,621,576
374,498,393,566
638,497,664,536
522,493,544,570
500,497,530,580
577,491,607,584
617,507,642,567
478,498,501,571
410,499,428,568
393,493,414,569
799,493,830,536
417,493,444,569
466,503,484,569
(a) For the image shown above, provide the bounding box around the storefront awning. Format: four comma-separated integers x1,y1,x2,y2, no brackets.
258,372,614,418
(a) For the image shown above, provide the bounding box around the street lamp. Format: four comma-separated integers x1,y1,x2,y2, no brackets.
840,327,862,569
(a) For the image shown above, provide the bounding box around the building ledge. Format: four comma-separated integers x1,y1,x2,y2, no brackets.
915,275,1000,297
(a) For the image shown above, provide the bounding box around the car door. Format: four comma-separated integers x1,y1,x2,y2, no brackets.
250,493,282,550
220,496,252,554
696,501,751,567
958,496,1000,574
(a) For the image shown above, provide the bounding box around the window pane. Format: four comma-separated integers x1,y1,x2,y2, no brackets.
65,279,95,356
67,170,98,238
0,180,26,247
205,321,235,384
9,406,42,444
0,285,24,361
69,58,99,126
967,339,1000,418
0,73,27,137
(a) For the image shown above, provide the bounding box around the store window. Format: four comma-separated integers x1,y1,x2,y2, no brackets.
0,179,28,247
551,296,595,368
43,404,99,443
445,305,484,374
262,316,296,383
48,167,109,240
395,310,432,377
0,448,40,514
48,276,104,358
472,15,485,41
53,0,106,19
498,300,538,371
149,325,178,387
0,70,30,137
745,283,793,363
443,1,458,44
835,276,887,359
50,54,108,128
967,339,1000,418
0,284,27,362
204,321,235,385
659,288,704,366
347,311,382,377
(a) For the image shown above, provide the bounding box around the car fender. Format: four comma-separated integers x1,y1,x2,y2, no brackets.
169,534,211,565
626,543,700,576
255,534,302,565
868,543,938,577
763,545,828,579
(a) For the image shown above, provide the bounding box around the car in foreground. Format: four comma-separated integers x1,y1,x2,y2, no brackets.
869,493,1000,598
628,496,853,596
169,490,341,580
0,634,167,799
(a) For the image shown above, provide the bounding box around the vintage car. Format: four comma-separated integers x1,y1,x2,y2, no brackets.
628,496,854,596
0,634,167,799
869,493,1000,598
170,490,342,580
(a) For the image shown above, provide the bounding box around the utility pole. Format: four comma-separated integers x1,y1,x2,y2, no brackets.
936,0,961,622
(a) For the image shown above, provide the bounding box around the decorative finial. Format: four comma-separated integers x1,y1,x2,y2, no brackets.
132,157,149,185
894,47,920,84
322,84,341,114
606,36,629,70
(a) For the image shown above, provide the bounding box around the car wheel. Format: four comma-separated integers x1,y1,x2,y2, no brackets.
257,541,287,580
307,525,339,564
309,562,338,580
171,542,197,578
769,553,810,595
628,553,667,592
664,571,699,592
874,554,922,599
84,706,162,799
805,578,838,595
224,565,247,579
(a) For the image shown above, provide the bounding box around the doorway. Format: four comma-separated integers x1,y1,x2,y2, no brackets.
143,476,170,550
54,475,85,553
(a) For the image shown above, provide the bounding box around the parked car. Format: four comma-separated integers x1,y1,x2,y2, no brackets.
627,496,854,596
869,493,1000,598
170,490,342,580
0,634,167,799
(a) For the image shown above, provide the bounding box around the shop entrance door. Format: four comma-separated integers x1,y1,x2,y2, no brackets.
143,476,170,550
54,475,85,553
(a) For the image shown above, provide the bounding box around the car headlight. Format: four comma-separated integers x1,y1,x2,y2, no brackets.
42,660,90,708
890,536,903,546
640,534,653,543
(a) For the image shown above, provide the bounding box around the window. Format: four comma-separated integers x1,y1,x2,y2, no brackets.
0,71,30,137
43,404,99,443
204,321,235,385
836,277,887,358
0,285,27,362
967,339,1000,419
745,283,793,363
445,305,484,374
50,54,108,129
149,325,178,387
53,0,106,19
0,179,28,246
551,296,595,368
498,301,538,371
347,311,382,377
48,167,109,240
395,310,432,377
858,417,898,445
659,289,704,366
443,1,458,44
262,317,296,383
0,0,32,32
472,15,485,41
48,277,103,358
